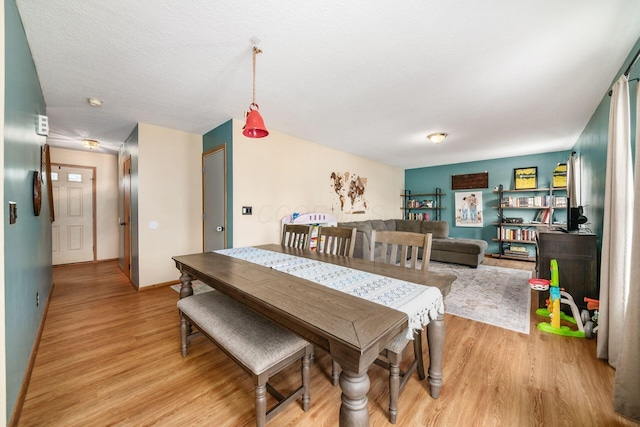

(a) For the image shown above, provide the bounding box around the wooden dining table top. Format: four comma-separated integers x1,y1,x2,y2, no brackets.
172,244,455,375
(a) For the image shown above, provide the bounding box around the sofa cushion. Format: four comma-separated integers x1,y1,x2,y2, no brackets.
432,237,488,255
395,220,421,233
421,221,449,239
337,221,372,259
369,219,395,231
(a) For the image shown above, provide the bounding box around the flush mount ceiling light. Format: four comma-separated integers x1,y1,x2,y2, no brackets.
242,44,268,138
427,132,448,144
81,139,100,149
87,97,103,107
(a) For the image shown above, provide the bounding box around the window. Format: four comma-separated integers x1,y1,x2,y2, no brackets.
67,173,82,182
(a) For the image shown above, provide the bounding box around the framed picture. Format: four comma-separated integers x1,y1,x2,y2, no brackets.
513,167,538,190
455,191,483,227
553,163,567,188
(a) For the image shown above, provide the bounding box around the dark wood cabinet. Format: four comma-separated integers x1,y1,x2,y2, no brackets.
536,230,598,310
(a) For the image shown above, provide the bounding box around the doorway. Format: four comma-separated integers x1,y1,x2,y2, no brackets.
51,164,96,265
122,156,132,277
203,145,227,251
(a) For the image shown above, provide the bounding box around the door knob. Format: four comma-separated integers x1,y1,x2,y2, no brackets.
216,226,224,232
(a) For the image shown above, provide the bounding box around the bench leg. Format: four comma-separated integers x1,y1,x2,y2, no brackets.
255,383,267,427
302,349,311,411
180,315,189,357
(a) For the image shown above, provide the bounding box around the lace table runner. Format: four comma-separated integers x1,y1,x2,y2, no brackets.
215,247,444,338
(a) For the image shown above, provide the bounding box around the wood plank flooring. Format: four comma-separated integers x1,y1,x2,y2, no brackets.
17,259,635,426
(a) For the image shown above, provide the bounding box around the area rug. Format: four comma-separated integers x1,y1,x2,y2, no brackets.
170,280,213,295
429,261,532,334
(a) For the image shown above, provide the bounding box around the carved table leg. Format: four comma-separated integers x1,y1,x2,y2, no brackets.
339,369,370,427
426,312,445,398
178,271,194,299
178,271,194,340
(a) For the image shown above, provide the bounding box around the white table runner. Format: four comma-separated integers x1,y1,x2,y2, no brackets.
215,247,444,338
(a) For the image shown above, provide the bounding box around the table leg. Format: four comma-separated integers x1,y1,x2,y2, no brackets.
179,271,194,299
339,369,370,427
426,312,445,398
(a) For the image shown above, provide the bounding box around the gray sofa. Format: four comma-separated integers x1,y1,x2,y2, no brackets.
337,219,488,268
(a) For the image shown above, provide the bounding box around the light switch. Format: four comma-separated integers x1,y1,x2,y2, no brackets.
242,206,252,215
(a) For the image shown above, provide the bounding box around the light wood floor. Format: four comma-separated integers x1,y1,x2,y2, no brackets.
17,259,636,426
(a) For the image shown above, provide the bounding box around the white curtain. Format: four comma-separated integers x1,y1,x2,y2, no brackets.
597,75,633,367
567,153,577,208
613,79,640,422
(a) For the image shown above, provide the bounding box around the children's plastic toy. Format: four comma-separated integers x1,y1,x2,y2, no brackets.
535,259,585,338
581,297,599,339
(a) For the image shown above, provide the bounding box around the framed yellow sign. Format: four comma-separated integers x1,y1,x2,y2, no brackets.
514,167,538,190
553,163,567,188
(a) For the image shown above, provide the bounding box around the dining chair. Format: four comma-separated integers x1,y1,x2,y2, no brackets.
370,229,433,424
281,224,314,250
316,226,357,257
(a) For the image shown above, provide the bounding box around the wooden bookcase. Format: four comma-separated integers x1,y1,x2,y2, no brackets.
492,184,567,261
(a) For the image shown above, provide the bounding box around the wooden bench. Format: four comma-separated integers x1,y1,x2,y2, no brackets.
177,290,312,427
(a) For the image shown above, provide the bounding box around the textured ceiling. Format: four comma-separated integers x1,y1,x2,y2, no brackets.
15,0,640,168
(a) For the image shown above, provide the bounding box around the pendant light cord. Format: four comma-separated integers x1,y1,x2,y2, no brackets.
252,46,262,106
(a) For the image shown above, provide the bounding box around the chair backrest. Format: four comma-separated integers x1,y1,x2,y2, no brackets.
317,226,357,257
369,230,433,271
281,224,314,250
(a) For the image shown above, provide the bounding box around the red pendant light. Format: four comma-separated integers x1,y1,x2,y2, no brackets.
243,46,269,138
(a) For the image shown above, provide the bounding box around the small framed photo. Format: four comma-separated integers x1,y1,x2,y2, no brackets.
514,167,538,190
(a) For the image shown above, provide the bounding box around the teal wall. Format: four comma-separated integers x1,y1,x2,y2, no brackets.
4,0,52,422
405,151,571,255
203,119,233,247
573,36,640,252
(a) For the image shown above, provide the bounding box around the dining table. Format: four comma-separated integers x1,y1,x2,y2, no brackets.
173,244,455,427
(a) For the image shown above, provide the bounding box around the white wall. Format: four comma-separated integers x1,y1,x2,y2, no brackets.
231,120,404,246
50,147,119,260
137,123,202,287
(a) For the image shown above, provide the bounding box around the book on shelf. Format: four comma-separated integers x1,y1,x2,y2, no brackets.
500,195,552,208
554,196,567,207
531,209,545,223
504,249,531,258
500,227,538,241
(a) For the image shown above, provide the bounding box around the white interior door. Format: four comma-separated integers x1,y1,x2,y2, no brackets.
52,165,95,265
203,146,226,251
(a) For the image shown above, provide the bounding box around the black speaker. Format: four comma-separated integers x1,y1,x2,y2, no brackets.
569,206,587,231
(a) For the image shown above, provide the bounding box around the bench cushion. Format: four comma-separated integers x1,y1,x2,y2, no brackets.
177,291,309,375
